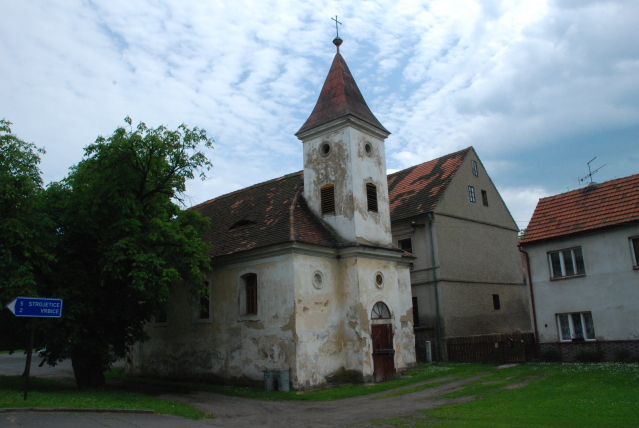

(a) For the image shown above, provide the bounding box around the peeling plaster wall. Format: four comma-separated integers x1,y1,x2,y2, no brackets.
293,252,415,389
302,123,393,247
127,253,296,382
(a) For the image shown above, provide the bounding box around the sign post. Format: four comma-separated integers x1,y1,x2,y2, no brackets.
5,297,64,400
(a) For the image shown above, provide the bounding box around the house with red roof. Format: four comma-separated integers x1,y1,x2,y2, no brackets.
520,174,639,361
127,38,416,388
389,147,533,360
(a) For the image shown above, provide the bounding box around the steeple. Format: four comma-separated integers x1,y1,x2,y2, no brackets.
296,42,389,136
296,37,393,247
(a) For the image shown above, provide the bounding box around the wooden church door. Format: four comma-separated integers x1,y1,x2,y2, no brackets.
371,302,395,382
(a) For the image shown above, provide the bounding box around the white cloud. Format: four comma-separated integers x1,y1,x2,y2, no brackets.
1,0,638,227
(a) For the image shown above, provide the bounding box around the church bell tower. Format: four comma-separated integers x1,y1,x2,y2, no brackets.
296,37,393,247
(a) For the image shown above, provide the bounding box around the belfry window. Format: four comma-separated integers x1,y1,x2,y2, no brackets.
366,183,378,212
321,184,335,215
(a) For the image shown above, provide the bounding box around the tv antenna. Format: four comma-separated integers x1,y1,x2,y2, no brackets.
579,157,606,185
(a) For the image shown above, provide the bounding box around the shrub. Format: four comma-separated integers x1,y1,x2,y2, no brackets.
541,348,561,362
575,349,604,363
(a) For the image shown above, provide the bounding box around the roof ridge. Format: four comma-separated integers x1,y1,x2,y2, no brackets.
538,173,639,201
388,147,471,178
192,170,303,209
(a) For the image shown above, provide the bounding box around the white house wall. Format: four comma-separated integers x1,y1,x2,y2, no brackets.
524,225,639,342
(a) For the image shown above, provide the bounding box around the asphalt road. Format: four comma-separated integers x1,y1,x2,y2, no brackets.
0,352,75,380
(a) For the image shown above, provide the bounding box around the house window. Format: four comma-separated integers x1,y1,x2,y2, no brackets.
471,160,478,177
492,294,500,310
630,237,639,267
548,247,585,278
481,190,488,207
366,183,378,212
321,184,335,214
468,186,476,203
243,273,258,315
557,312,595,341
199,281,211,320
412,297,420,327
398,238,413,254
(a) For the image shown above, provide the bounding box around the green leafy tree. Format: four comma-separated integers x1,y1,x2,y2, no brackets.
42,117,213,389
0,119,53,352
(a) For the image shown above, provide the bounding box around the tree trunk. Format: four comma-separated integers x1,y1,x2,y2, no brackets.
71,350,105,389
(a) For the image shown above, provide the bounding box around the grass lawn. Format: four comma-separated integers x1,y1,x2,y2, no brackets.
0,375,205,419
377,362,639,428
105,363,488,402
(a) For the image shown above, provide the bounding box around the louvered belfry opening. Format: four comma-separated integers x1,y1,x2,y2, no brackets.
321,184,336,214
366,183,378,212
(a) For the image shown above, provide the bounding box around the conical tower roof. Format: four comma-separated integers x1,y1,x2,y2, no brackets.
296,52,389,135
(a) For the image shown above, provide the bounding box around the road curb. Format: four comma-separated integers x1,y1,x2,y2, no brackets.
0,408,154,414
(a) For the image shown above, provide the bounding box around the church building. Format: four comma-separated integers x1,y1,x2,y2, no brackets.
127,37,417,389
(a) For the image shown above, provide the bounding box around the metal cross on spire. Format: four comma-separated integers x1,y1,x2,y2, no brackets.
331,15,342,38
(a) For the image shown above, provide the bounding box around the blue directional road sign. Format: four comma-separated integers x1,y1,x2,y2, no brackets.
5,297,64,318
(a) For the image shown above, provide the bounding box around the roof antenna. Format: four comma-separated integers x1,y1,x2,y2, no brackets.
578,157,606,185
331,15,343,53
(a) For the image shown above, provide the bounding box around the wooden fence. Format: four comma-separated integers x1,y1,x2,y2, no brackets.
446,332,537,364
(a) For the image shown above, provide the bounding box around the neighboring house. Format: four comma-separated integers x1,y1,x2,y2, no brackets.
127,39,416,389
520,174,639,361
388,148,533,359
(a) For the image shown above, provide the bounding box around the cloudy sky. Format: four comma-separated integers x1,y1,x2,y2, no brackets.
3,0,638,229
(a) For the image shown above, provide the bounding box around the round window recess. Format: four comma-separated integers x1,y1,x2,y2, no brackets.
375,272,384,288
320,143,331,157
364,142,373,156
312,271,324,289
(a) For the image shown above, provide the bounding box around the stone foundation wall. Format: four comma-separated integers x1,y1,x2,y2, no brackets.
540,340,639,362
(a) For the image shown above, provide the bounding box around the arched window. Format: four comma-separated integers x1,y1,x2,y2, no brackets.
242,273,257,315
366,183,378,212
371,302,391,319
321,184,335,214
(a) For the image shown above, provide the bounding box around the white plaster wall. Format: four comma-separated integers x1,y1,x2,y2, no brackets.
128,253,297,382
292,252,415,389
524,225,639,342
302,122,392,247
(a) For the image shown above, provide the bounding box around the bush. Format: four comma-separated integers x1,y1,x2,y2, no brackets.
614,349,633,363
541,348,561,362
575,349,604,363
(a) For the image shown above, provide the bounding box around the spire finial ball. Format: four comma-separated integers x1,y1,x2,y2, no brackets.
333,36,343,52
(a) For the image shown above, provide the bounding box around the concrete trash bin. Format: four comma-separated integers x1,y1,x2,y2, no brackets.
263,370,276,391
276,369,290,392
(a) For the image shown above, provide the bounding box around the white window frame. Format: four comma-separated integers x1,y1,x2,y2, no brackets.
468,186,476,203
548,247,585,279
556,312,596,342
630,236,639,268
471,160,478,177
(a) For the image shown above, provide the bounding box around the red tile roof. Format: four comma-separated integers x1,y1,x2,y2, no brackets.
388,148,471,222
296,53,389,135
520,173,639,244
193,147,473,258
192,172,342,258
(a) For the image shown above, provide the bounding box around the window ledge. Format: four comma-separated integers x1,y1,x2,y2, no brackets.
550,274,586,281
558,339,597,343
633,266,639,270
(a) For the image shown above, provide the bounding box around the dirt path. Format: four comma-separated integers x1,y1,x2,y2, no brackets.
161,375,483,428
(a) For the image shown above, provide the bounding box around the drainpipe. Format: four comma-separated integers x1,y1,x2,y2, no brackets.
518,245,540,353
427,213,443,361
